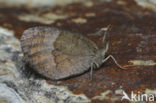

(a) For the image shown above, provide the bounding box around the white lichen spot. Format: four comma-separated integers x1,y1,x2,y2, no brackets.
84,1,93,7
52,0,86,6
0,0,86,7
128,60,156,66
92,89,124,101
115,89,123,95
134,0,156,11
18,13,68,24
72,17,87,24
43,12,68,21
136,33,143,36
85,13,96,17
145,89,156,95
117,0,127,5
92,90,111,100
0,27,14,36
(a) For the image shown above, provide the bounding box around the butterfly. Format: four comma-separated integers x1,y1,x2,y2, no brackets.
21,26,125,80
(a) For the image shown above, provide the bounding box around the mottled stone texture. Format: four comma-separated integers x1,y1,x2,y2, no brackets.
0,0,155,103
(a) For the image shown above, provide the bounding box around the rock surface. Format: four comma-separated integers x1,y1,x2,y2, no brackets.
0,0,155,103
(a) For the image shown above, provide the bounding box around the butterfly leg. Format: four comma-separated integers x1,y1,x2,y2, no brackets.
102,55,127,69
90,64,93,80
90,62,100,80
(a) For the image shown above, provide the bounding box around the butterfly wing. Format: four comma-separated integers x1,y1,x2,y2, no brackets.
21,26,98,80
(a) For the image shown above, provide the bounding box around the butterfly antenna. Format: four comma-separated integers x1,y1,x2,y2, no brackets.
102,24,111,44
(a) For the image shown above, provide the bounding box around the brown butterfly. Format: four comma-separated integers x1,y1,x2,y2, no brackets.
21,26,125,80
